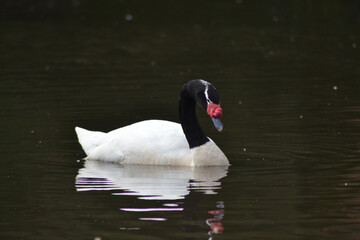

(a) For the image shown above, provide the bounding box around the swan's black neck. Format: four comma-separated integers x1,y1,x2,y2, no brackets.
179,85,209,149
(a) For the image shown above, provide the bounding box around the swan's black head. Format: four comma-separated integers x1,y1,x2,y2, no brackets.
183,79,224,131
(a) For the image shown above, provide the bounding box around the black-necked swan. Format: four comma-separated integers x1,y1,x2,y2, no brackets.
75,79,229,166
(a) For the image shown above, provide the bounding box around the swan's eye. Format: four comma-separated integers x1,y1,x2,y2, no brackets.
203,88,211,104
206,86,220,105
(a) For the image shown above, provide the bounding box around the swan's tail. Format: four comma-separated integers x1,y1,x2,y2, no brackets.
75,127,107,156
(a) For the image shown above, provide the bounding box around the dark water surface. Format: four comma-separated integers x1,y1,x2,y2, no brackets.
1,1,360,239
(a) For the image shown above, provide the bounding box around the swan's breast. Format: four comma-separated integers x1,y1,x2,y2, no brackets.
190,141,229,166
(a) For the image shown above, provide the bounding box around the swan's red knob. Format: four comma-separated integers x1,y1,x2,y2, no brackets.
207,103,223,118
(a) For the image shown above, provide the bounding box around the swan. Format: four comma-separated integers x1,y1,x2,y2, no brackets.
75,79,229,166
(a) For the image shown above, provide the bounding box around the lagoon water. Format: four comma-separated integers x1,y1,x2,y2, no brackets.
1,1,360,239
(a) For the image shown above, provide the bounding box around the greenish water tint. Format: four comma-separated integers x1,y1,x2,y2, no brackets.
1,1,360,239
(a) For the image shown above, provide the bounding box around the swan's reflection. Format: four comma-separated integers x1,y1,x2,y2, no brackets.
76,160,228,201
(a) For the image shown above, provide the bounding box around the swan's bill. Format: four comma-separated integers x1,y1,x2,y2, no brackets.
212,118,223,132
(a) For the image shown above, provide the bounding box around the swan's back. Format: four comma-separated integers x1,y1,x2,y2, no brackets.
75,120,192,165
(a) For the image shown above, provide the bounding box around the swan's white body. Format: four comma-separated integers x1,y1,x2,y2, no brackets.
75,120,229,166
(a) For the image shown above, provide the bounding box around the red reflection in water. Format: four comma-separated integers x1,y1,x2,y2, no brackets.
206,201,225,236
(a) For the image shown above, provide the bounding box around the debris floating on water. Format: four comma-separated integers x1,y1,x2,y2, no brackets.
124,14,133,21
